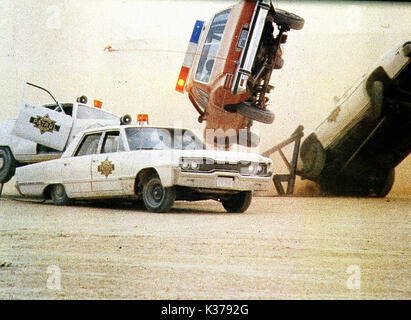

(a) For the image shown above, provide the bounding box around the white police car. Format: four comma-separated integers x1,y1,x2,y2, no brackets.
0,83,130,184
15,125,272,213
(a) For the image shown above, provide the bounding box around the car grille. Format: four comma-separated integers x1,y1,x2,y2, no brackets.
180,157,269,176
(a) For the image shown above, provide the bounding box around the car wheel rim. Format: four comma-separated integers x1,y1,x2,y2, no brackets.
147,182,164,206
55,185,65,198
0,157,4,170
152,184,164,202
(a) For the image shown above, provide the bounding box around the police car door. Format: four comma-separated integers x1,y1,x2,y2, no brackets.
91,130,124,194
12,101,73,152
61,132,102,195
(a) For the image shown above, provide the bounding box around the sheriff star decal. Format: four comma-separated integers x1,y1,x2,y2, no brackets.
98,157,115,177
30,114,60,134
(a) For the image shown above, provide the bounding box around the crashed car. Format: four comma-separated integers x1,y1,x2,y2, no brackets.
297,40,411,197
15,125,273,213
0,83,131,184
176,0,304,146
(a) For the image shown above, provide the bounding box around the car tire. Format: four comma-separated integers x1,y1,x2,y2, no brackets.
0,147,16,184
50,184,72,206
273,9,305,30
237,103,275,124
298,133,326,179
373,168,395,198
142,176,176,213
221,191,252,213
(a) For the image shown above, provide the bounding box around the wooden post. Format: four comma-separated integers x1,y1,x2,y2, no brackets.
263,126,304,196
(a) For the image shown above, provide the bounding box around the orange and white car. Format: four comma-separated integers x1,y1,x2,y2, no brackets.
176,0,304,147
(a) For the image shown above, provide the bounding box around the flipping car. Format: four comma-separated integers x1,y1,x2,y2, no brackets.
176,0,304,146
297,40,411,197
0,83,131,184
15,125,273,213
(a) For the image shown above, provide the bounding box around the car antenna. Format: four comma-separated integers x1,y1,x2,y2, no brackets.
26,82,64,113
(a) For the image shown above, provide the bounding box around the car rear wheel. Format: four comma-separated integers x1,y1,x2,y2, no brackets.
142,176,176,213
273,9,305,30
0,147,16,184
50,184,72,206
237,103,275,124
221,191,252,213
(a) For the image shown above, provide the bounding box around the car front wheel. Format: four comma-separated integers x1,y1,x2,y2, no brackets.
142,176,176,213
50,184,72,206
0,147,16,184
237,103,275,124
273,9,305,30
221,191,252,213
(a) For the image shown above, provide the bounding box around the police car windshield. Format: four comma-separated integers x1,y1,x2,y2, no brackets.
126,127,205,150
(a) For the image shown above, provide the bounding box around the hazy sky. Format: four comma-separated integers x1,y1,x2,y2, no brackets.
0,0,410,194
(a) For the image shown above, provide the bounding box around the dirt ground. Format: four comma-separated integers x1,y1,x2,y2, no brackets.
0,184,409,300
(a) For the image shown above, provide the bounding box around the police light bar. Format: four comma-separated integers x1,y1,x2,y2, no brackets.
175,20,204,93
94,99,103,108
137,114,149,125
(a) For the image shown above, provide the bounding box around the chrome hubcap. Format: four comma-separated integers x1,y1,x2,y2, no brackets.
55,185,65,197
152,185,163,202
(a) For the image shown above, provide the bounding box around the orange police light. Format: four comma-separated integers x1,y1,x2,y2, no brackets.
175,66,190,93
94,99,103,108
137,114,149,125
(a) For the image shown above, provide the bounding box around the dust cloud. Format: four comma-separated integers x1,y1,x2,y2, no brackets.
0,0,409,195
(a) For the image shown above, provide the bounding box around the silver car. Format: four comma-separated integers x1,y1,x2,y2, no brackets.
297,40,411,197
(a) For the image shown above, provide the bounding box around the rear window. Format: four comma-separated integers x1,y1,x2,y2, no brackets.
195,9,231,83
76,105,118,121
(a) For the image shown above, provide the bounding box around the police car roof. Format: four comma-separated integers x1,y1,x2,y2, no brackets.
81,124,191,134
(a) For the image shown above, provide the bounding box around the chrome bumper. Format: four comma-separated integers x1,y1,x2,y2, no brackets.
175,169,272,192
232,0,271,94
